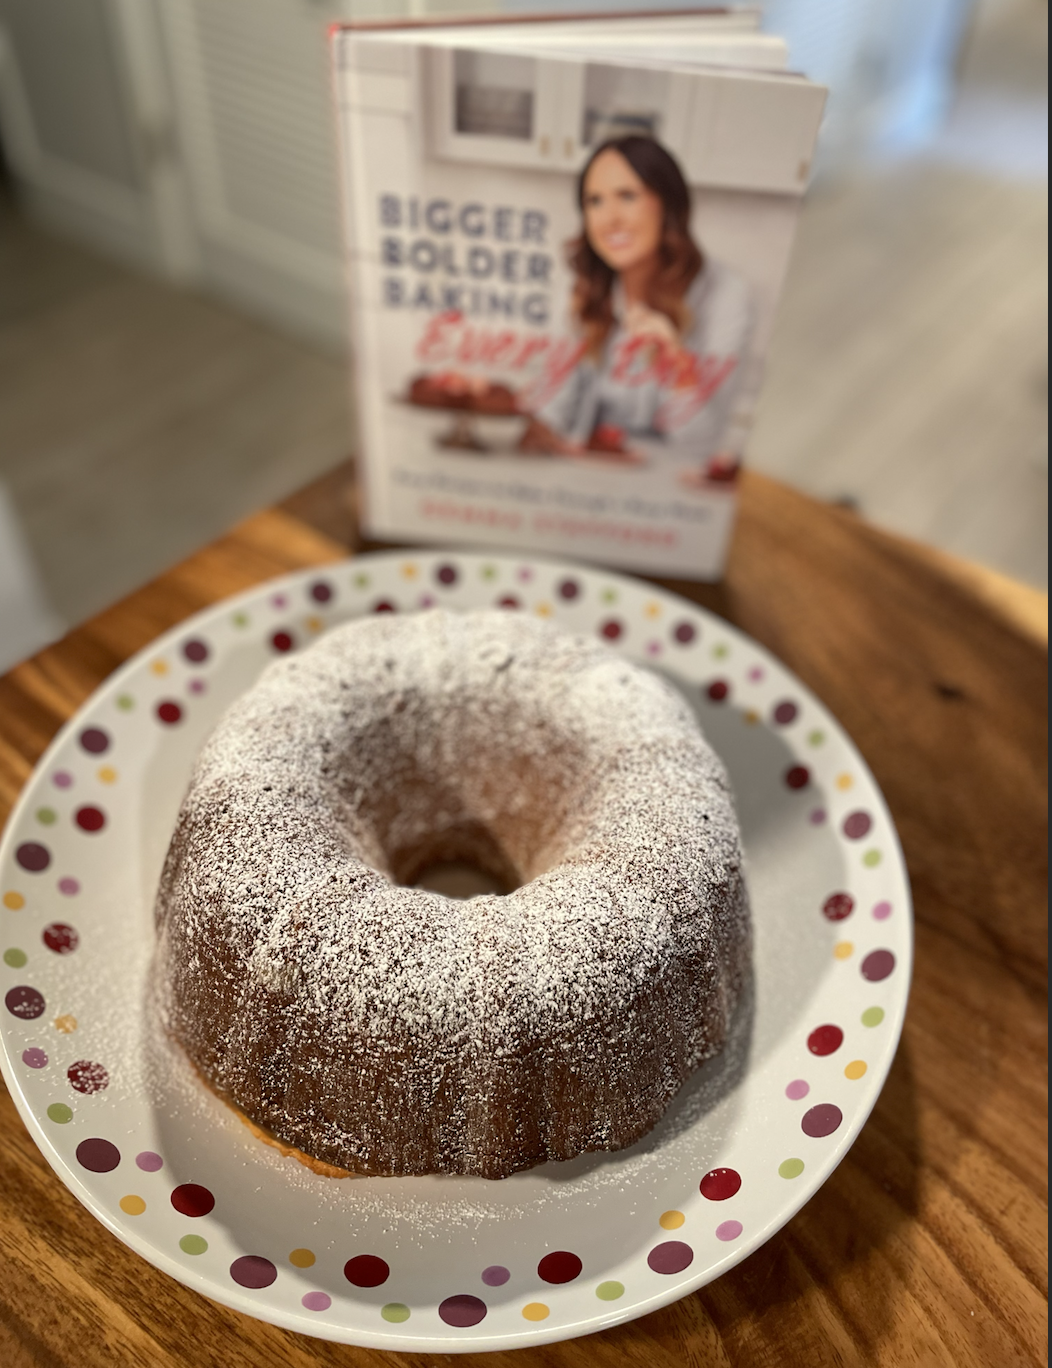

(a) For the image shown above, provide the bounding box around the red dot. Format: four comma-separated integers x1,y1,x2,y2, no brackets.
700,1167,742,1201
785,765,810,790
822,892,854,922
773,700,798,725
344,1254,389,1287
807,1024,844,1056
68,1060,109,1094
74,806,106,833
182,639,209,664
673,622,696,644
707,680,729,702
497,595,520,609
843,811,872,840
171,1183,215,1217
372,600,396,614
156,700,183,725
79,727,110,754
599,619,622,641
537,1251,582,1284
271,631,294,653
558,578,580,600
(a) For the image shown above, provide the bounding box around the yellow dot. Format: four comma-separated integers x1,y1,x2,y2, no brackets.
97,766,117,784
3,892,25,911
288,1248,316,1268
150,660,169,676
306,616,324,633
836,773,853,790
119,1195,146,1215
744,710,760,725
400,562,419,579
833,941,854,960
659,1210,685,1230
845,1060,868,1080
54,1015,77,1034
522,1303,550,1322
535,602,553,617
645,601,662,619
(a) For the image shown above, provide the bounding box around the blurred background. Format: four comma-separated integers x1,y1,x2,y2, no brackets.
0,0,1047,672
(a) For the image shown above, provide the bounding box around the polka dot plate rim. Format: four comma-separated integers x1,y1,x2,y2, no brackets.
0,551,912,1352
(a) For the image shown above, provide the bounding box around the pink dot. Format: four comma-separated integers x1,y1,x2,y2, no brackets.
302,1292,331,1312
171,1183,215,1217
418,593,436,609
700,1167,742,1201
481,1265,509,1287
716,1221,743,1242
270,631,294,653
270,594,288,609
802,1103,843,1138
810,808,827,825
647,1241,694,1274
872,901,892,921
747,666,764,682
74,806,105,833
807,1024,844,1056
517,566,534,582
156,700,182,725
646,640,663,656
344,1254,389,1287
439,1294,487,1328
16,842,50,873
773,700,798,725
68,1060,109,1094
785,1079,810,1100
53,771,73,789
22,1047,48,1068
537,1251,582,1284
842,811,872,840
79,727,110,755
785,765,810,790
136,1151,163,1172
58,877,80,896
76,1138,120,1172
43,923,79,954
822,892,854,922
861,949,896,982
188,679,207,696
707,680,729,702
230,1255,276,1289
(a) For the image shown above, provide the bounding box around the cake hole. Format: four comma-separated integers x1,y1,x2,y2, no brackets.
413,860,516,899
389,821,523,897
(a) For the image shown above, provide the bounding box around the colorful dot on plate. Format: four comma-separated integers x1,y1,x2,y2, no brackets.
715,1221,743,1242
517,566,534,582
822,892,854,922
270,593,288,609
232,612,250,629
558,578,580,600
156,700,182,725
150,660,168,676
647,1241,694,1274
74,806,105,834
182,639,209,664
120,1195,146,1216
68,1060,109,1094
659,1211,685,1230
646,640,663,657
344,1254,389,1287
380,1302,409,1323
836,773,854,790
744,709,760,725
747,665,764,682
481,1265,509,1286
873,900,892,921
785,765,810,790
801,1103,843,1138
842,810,872,839
16,843,50,873
673,621,696,644
700,1168,742,1201
78,726,110,755
809,807,827,824
861,950,895,982
179,1235,208,1256
97,765,118,782
599,619,623,640
35,808,56,826
47,1103,73,1124
861,1006,885,1027
58,878,80,896
596,1281,625,1301
808,729,825,746
76,1138,120,1172
54,1014,77,1033
188,680,207,696
834,941,854,960
372,600,396,614
302,1292,332,1313
353,572,371,589
305,617,323,635
136,1151,163,1172
289,1248,315,1268
480,564,497,581
171,1183,215,1218
400,562,418,580
435,563,458,586
779,1158,805,1179
44,923,79,954
785,1079,810,1100
644,600,661,618
309,580,333,604
706,680,729,702
772,700,798,725
270,631,294,652
534,602,552,617
4,949,27,968
5,985,45,1019
116,694,135,711
522,1303,549,1322
863,849,882,868
439,1295,487,1328
230,1256,277,1289
711,643,729,659
538,1251,582,1284
807,1024,844,1056
845,1060,868,1080
3,892,25,910
418,594,436,609
601,586,617,603
497,595,520,610
22,1047,47,1068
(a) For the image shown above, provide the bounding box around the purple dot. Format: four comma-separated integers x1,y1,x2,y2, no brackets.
302,1291,331,1312
861,949,896,982
76,1137,120,1173
58,877,80,897
230,1255,277,1290
673,621,696,644
182,639,209,664
647,1241,694,1275
716,1221,743,1242
53,771,73,790
44,923,79,954
807,1024,844,1056
802,1103,843,1138
773,700,798,725
309,581,333,604
344,1254,389,1287
136,1151,163,1172
22,1047,48,1068
810,808,827,825
558,578,579,600
785,1079,810,1100
436,564,458,586
439,1295,487,1328
842,811,872,840
171,1183,215,1217
68,1060,109,1094
822,892,854,922
188,679,207,696
481,1265,509,1287
538,1251,582,1284
16,842,50,873
74,806,105,834
700,1167,742,1201
157,700,183,725
6,986,45,1020
872,901,892,921
79,727,110,755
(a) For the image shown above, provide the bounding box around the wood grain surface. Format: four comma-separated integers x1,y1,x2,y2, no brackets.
0,469,1046,1367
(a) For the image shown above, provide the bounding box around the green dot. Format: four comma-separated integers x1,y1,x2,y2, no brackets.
231,611,250,629
3,948,27,968
807,729,825,746
601,587,618,604
353,572,371,589
47,1103,73,1124
711,643,729,659
595,1281,625,1301
179,1234,208,1256
116,694,135,711
778,1158,805,1180
862,1006,885,1028
862,849,882,867
381,1303,410,1323
480,564,498,581
35,808,57,826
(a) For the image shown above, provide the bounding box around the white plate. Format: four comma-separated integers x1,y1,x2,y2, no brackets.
0,551,911,1352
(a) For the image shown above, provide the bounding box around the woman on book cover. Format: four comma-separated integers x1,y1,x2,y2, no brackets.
520,134,754,484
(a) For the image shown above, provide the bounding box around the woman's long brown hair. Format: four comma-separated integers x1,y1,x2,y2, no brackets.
569,135,704,358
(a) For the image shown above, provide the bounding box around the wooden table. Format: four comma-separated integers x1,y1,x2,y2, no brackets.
0,468,1046,1367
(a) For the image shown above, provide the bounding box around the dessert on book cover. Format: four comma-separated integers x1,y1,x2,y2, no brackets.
333,31,824,578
